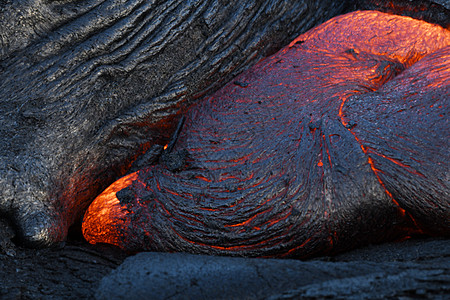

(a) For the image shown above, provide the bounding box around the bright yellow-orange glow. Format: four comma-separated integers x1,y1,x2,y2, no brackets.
82,172,138,246
289,10,450,64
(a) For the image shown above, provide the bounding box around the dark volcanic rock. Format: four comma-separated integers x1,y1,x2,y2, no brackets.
0,241,127,300
0,0,350,246
356,0,450,27
95,238,450,300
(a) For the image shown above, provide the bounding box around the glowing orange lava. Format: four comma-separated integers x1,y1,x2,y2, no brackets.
83,11,450,257
82,172,138,247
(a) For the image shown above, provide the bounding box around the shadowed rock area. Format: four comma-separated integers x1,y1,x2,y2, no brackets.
0,0,350,246
1,237,448,299
96,238,450,300
355,0,450,27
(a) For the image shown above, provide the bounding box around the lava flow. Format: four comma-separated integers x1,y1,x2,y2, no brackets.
82,11,450,258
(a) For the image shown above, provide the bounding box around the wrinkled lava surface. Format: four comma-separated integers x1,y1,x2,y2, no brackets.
83,11,450,258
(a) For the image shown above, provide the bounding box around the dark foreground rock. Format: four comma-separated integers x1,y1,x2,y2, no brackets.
0,237,448,299
0,0,350,246
0,241,127,300
96,238,450,300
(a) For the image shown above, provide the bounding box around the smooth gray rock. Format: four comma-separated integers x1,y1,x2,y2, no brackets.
96,238,450,300
0,0,350,246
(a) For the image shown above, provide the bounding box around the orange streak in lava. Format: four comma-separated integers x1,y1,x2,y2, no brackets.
367,150,425,177
224,207,272,228
196,175,212,182
281,237,312,257
171,225,285,251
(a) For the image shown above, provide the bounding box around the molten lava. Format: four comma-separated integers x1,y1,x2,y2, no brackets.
82,172,138,246
82,11,450,258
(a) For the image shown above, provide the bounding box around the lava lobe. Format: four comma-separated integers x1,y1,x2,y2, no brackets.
83,11,450,258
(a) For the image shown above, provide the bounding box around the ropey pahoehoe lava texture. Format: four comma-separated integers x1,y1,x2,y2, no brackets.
0,0,348,246
83,10,450,258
